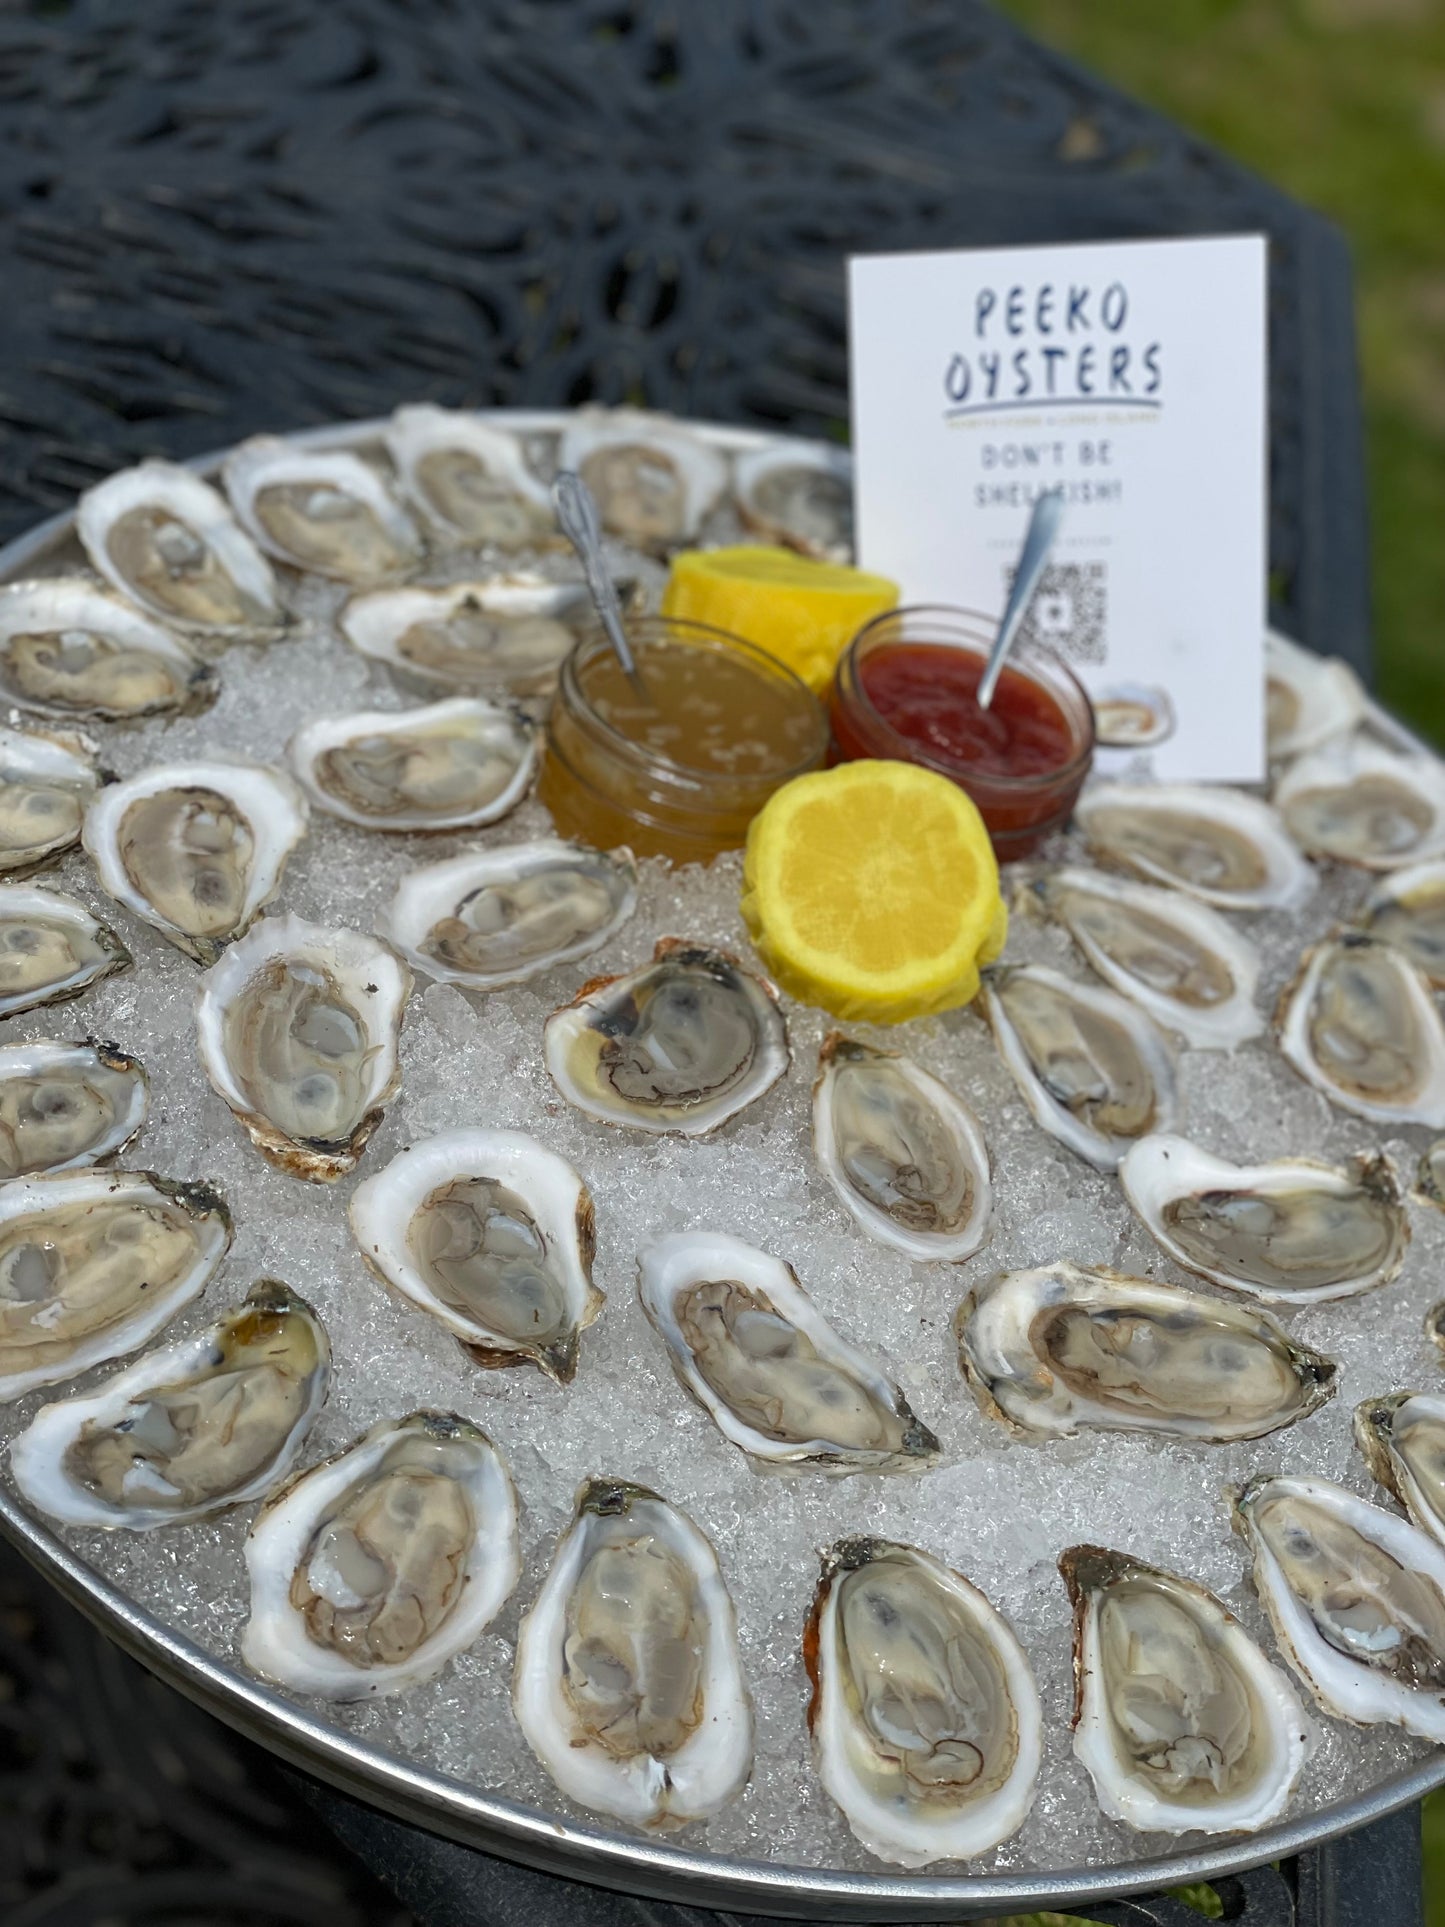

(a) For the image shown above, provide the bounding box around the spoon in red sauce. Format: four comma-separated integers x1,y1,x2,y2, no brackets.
976,487,1066,710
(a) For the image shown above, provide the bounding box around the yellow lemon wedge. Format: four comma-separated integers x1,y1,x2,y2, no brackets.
660,545,898,693
741,760,1007,1024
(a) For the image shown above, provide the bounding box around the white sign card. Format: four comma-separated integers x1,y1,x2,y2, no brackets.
848,233,1268,782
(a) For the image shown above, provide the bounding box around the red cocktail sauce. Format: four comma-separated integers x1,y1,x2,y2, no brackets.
845,642,1075,780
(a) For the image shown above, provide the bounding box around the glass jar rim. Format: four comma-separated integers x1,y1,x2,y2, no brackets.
841,602,1097,793
559,614,829,787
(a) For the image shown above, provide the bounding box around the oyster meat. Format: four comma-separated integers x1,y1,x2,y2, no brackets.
0,883,130,1019
340,576,594,700
804,1538,1041,1866
558,410,727,549
732,442,852,560
1232,1473,1445,1741
195,914,411,1180
349,1128,602,1383
242,1410,519,1700
1061,1545,1313,1835
1418,1138,1445,1212
1031,867,1263,1051
512,1476,753,1830
379,839,637,991
979,963,1178,1172
1119,1133,1409,1303
545,939,789,1136
0,723,101,878
83,759,308,964
637,1230,939,1474
1275,932,1445,1128
384,405,554,547
0,1168,232,1402
811,1033,991,1261
1355,1393,1445,1549
1092,684,1176,751
223,437,422,583
9,1277,329,1529
76,460,281,636
1075,782,1316,912
957,1262,1335,1441
288,698,535,832
1359,858,1445,987
1276,734,1445,869
0,580,215,720
1267,631,1366,762
0,1038,148,1177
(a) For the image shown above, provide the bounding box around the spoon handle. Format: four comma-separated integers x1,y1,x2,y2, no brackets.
552,470,648,696
976,488,1066,711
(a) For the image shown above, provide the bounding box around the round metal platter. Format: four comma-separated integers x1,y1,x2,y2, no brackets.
0,411,1439,1922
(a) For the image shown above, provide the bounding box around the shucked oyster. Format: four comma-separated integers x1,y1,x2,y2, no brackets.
223,437,423,583
558,409,728,550
76,460,281,637
979,963,1178,1172
1119,1134,1410,1303
804,1538,1042,1866
9,1277,329,1529
1276,734,1445,870
1030,867,1263,1051
384,406,554,548
1275,932,1445,1128
544,939,789,1136
1359,859,1445,987
0,580,215,720
811,1033,991,1261
0,723,102,879
1075,783,1315,912
0,1039,148,1177
637,1230,939,1474
1092,683,1176,751
1266,631,1365,762
0,1168,232,1403
1232,1473,1445,1741
957,1262,1335,1442
340,577,593,700
243,1410,519,1700
83,760,308,964
733,442,852,561
1061,1545,1313,1835
195,915,411,1180
288,698,535,832
513,1476,753,1830
349,1128,602,1383
1355,1393,1445,1549
0,883,130,1020
378,840,638,991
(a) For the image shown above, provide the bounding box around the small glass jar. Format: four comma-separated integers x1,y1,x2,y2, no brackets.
538,616,828,863
829,605,1094,861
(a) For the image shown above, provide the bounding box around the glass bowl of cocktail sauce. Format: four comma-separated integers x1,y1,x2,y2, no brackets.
829,605,1094,861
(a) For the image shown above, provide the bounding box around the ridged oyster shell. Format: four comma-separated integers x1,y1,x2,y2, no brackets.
349,1128,602,1383
9,1277,329,1529
0,1038,148,1177
1359,858,1445,987
804,1537,1041,1866
223,437,422,583
0,723,102,878
0,883,131,1019
1266,631,1365,762
340,576,594,700
195,914,411,1180
557,409,727,550
1275,932,1445,1127
83,759,308,964
637,1230,939,1474
513,1476,753,1830
242,1410,519,1700
544,939,789,1136
811,1033,991,1261
1119,1134,1409,1303
1355,1392,1445,1548
733,442,852,560
0,580,215,720
384,406,554,548
957,1262,1335,1441
1075,782,1315,911
0,1168,232,1402
288,697,535,832
1276,734,1445,869
1061,1545,1313,1835
378,839,637,991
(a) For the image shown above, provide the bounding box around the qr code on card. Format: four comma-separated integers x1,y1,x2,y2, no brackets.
1004,561,1107,666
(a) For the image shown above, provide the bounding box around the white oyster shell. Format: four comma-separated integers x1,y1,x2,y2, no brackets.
288,697,535,832
558,408,727,549
732,442,852,560
1275,733,1445,869
1354,1392,1445,1548
0,1167,232,1402
637,1229,939,1474
811,1032,991,1261
242,1410,519,1700
0,579,215,719
1361,857,1445,986
1092,683,1176,751
0,1038,148,1177
1120,1133,1410,1302
805,1537,1041,1866
9,1277,329,1529
349,1128,602,1383
1275,932,1445,1128
512,1476,753,1830
195,914,411,1181
223,436,423,583
1075,782,1316,911
0,722,102,878
76,460,281,636
339,575,592,699
0,882,131,1018
378,839,637,991
1061,1545,1313,1835
83,758,308,964
1266,630,1366,761
384,406,554,547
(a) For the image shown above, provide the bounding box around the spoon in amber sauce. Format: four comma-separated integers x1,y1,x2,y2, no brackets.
552,469,651,701
976,486,1065,711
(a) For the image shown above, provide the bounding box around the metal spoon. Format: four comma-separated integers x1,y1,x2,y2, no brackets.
552,469,650,700
976,486,1066,711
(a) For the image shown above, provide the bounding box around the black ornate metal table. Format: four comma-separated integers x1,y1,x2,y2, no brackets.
0,0,1410,1922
